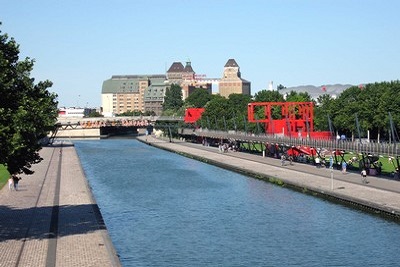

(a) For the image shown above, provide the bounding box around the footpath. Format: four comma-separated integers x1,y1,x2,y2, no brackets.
0,142,121,267
138,135,400,219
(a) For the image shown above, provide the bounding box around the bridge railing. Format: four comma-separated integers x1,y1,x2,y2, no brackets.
56,118,152,129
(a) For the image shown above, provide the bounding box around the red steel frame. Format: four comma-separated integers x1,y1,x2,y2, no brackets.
247,102,314,136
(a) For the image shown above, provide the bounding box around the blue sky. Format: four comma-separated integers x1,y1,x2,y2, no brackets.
1,0,399,108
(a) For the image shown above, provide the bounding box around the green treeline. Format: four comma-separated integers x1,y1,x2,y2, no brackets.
163,81,400,141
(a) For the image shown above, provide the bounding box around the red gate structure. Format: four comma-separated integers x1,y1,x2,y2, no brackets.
247,102,314,137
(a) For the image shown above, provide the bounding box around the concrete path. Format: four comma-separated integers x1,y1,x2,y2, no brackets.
0,143,121,267
139,135,400,218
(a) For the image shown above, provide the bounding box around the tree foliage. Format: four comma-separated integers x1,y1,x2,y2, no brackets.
284,91,313,103
254,90,284,102
0,25,58,175
163,84,183,111
277,84,286,90
197,94,252,131
87,111,104,117
314,94,336,131
193,81,400,140
314,81,400,139
253,90,285,121
184,88,211,108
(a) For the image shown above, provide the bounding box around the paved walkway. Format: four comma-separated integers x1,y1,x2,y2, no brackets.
0,142,121,267
139,135,400,218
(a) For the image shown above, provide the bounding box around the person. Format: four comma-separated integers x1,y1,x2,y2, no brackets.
12,174,21,191
315,157,320,168
361,169,368,184
8,176,13,191
288,155,293,165
342,161,347,173
281,154,285,166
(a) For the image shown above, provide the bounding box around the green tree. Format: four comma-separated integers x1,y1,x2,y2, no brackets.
285,91,313,102
253,90,285,121
198,95,229,130
143,110,156,116
87,111,104,117
314,94,336,131
184,88,211,108
163,84,183,111
254,90,285,103
227,94,252,130
117,110,142,116
277,84,286,90
0,25,58,175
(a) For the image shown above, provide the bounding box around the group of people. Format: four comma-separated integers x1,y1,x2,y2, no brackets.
8,174,21,191
218,141,239,153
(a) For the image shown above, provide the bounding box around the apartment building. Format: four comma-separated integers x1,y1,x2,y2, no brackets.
102,75,166,116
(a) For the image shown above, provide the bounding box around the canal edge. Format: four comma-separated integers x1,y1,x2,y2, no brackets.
72,145,123,267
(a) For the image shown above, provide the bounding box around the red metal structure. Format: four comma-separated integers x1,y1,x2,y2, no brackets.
184,108,205,123
247,102,314,137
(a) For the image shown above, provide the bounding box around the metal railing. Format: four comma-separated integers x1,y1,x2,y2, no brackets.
178,128,400,157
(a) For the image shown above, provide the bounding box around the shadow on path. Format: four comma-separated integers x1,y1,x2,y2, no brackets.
0,203,105,242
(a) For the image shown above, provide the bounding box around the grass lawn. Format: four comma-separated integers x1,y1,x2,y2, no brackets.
0,164,10,190
240,142,398,175
338,152,396,175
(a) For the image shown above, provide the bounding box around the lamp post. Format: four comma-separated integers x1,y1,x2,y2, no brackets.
330,156,334,190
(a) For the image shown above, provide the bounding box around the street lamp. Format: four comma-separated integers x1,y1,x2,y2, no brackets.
330,156,334,190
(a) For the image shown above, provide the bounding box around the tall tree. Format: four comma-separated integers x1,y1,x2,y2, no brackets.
227,94,252,130
0,25,58,175
254,90,284,102
277,84,286,90
184,88,211,108
253,90,285,120
163,83,183,111
314,94,336,131
199,95,229,130
285,91,313,102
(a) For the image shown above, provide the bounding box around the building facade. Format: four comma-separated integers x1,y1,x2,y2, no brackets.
101,59,250,116
218,59,251,98
101,75,166,116
166,61,212,99
143,82,168,115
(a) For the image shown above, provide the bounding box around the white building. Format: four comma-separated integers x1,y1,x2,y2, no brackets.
58,107,86,118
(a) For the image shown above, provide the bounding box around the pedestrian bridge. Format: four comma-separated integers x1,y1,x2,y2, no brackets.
50,116,183,139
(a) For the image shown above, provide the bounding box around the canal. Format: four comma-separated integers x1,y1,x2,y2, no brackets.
75,139,400,267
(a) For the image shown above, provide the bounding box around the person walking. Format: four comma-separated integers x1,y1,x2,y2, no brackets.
361,169,368,184
342,161,347,174
12,174,21,191
315,157,321,168
8,176,14,191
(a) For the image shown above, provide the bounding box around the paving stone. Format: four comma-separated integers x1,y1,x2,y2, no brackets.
0,144,121,267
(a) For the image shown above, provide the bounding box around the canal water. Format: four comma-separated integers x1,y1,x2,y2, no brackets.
75,139,400,267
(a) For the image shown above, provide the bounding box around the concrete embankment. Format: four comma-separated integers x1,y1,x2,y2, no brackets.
0,142,121,266
137,135,400,220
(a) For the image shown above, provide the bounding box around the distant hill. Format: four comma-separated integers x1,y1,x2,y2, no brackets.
279,84,354,100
